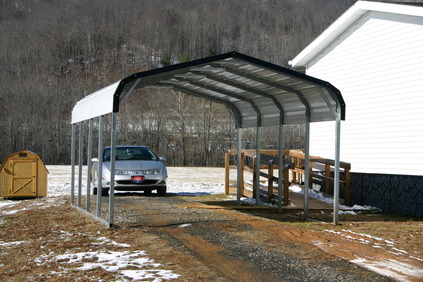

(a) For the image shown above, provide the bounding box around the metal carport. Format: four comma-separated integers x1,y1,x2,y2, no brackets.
71,51,345,227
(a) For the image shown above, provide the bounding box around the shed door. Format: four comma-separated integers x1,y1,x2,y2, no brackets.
9,159,37,197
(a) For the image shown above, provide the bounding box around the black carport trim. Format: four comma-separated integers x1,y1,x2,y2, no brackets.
113,51,345,121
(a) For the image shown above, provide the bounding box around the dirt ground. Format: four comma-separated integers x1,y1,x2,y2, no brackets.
0,193,422,281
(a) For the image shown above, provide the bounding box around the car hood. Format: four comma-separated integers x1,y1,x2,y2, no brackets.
103,161,164,171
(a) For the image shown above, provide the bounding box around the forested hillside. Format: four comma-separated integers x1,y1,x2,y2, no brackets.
0,0,356,166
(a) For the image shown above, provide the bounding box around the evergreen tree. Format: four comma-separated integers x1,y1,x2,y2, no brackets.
160,52,172,67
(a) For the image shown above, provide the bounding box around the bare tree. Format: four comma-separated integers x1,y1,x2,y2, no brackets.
0,0,355,164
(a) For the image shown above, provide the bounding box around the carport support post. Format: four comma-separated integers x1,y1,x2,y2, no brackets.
86,119,94,212
333,113,341,225
255,126,261,205
108,112,117,226
236,127,242,205
277,123,284,213
78,121,84,207
96,116,104,218
304,120,310,219
70,123,76,205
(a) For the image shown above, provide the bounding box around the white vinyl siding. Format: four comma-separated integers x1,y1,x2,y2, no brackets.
306,11,423,175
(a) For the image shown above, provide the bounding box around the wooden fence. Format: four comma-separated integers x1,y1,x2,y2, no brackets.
225,149,351,206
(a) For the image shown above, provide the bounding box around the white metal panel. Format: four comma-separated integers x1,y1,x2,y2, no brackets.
290,1,423,67
71,81,120,124
305,10,423,176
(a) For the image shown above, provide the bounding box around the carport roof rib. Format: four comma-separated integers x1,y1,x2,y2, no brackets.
71,51,345,127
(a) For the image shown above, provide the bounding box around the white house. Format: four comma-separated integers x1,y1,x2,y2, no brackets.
289,1,423,216
290,0,423,176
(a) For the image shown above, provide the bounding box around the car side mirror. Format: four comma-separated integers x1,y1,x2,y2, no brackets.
159,156,166,162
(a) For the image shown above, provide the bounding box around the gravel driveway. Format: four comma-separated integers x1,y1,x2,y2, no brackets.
103,193,393,281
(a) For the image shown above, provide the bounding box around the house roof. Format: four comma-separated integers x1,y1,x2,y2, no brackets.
289,1,423,67
72,52,345,128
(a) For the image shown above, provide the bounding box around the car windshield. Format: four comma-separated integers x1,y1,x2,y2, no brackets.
103,147,158,162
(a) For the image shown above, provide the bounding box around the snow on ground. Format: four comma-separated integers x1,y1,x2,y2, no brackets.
2,165,217,281
31,237,181,281
49,165,373,211
289,184,377,213
45,165,229,197
1,165,421,281
321,230,423,280
0,229,181,281
0,165,376,213
0,165,240,281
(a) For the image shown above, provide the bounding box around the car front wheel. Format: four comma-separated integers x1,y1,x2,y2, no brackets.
157,186,167,196
93,188,109,196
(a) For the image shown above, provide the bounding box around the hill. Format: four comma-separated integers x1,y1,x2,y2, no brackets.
0,0,356,165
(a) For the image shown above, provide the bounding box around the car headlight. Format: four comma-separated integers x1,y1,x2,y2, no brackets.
115,170,131,175
142,169,160,175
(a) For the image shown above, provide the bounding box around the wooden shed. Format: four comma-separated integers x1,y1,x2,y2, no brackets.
0,150,48,198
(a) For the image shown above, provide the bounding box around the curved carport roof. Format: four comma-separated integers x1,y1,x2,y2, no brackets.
72,52,345,126
70,51,345,227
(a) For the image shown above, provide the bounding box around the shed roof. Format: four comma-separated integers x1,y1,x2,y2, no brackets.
0,150,49,173
289,1,423,68
72,52,344,128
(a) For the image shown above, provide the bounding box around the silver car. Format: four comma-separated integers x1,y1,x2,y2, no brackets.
91,145,168,196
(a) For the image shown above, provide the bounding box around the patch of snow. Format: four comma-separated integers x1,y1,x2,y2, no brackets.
325,229,395,247
290,184,376,212
0,201,18,209
392,247,409,255
0,197,65,216
0,240,26,247
351,257,423,281
314,232,423,281
2,208,29,215
350,204,374,210
93,237,131,248
342,230,392,243
241,198,258,205
53,249,177,280
290,185,303,193
339,210,357,215
121,269,180,281
34,237,180,281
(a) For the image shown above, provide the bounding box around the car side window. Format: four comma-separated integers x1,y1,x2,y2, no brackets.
144,148,157,161
103,149,110,162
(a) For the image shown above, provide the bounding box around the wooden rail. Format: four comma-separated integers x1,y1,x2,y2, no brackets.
224,149,351,206
289,150,351,205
